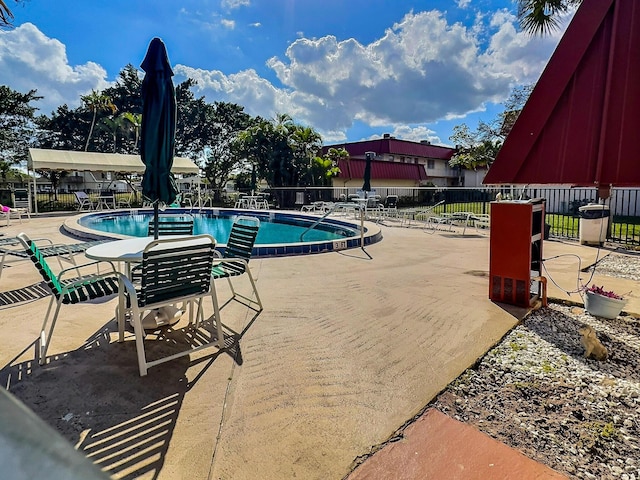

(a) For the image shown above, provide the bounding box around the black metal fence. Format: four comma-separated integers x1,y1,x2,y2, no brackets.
15,185,640,247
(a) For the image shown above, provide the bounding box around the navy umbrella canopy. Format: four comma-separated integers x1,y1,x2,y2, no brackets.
140,37,178,238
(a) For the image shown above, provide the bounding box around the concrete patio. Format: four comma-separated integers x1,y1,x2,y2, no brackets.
0,212,637,479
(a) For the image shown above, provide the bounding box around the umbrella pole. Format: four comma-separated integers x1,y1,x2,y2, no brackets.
153,203,159,240
360,205,372,259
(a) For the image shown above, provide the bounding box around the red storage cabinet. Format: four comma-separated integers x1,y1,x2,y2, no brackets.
489,199,545,308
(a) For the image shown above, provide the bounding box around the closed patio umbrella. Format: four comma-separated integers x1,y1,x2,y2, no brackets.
140,37,178,239
363,151,373,195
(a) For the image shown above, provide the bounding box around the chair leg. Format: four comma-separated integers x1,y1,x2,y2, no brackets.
245,269,263,311
0,251,8,280
130,304,149,376
223,272,262,312
209,282,224,348
39,297,62,365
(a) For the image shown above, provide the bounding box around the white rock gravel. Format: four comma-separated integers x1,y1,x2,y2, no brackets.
431,251,640,480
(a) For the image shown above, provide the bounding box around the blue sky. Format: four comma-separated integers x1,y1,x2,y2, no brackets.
0,0,573,147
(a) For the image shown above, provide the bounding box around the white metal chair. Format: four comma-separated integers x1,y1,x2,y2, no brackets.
211,216,262,313
117,234,223,376
12,190,31,219
74,191,97,211
17,233,123,366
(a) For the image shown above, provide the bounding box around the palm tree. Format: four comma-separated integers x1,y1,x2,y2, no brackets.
517,0,582,35
121,112,142,148
0,0,14,27
99,115,128,152
81,90,117,151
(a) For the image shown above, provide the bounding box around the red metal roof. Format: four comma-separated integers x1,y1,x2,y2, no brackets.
484,0,640,187
337,158,428,181
327,138,455,160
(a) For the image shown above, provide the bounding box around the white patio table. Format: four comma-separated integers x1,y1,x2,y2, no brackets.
85,235,215,329
85,235,212,278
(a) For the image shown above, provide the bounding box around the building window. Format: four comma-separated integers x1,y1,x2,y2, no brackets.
427,159,435,169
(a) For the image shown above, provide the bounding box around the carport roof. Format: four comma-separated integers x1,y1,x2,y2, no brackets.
28,148,199,175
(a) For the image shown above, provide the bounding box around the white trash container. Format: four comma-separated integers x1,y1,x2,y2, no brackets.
578,204,609,245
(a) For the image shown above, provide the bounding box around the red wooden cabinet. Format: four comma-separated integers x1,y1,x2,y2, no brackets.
489,199,545,308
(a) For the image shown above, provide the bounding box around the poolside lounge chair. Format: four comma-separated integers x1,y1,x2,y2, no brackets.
0,237,108,280
0,204,28,226
74,191,97,211
211,216,262,313
401,200,446,227
117,234,222,376
12,189,31,219
473,213,491,232
147,215,195,237
16,233,123,366
383,195,398,217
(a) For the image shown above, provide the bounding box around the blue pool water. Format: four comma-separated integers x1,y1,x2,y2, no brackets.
79,211,355,243
71,209,383,257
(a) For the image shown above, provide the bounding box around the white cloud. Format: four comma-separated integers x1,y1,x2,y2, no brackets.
457,0,472,8
261,10,556,130
221,18,236,29
0,23,110,115
175,9,566,141
389,126,443,144
0,9,571,142
221,0,250,9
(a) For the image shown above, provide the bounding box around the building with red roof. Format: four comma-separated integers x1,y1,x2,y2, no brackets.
324,134,459,189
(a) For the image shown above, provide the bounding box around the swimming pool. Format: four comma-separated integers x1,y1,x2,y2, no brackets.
65,209,383,258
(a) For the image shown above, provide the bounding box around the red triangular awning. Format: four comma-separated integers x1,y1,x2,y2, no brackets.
484,0,640,187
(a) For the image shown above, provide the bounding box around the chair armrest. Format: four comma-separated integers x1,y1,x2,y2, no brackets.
212,256,248,266
57,260,118,283
31,238,56,247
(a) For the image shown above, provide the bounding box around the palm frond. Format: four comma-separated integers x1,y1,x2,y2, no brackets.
517,0,580,36
0,0,15,27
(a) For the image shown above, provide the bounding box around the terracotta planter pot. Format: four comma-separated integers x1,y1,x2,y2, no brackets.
584,291,626,319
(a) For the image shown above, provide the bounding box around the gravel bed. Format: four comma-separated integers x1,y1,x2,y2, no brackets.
430,252,640,479
588,251,640,282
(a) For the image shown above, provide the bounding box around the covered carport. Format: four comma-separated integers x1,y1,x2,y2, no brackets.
27,148,200,213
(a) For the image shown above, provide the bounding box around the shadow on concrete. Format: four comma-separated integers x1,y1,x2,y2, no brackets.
0,317,236,480
0,281,49,307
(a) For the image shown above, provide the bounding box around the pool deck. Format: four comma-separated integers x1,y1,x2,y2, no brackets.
1,212,638,479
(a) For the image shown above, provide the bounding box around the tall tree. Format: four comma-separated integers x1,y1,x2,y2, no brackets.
0,86,41,173
98,115,129,153
36,104,88,151
308,148,343,187
81,90,117,151
121,112,142,149
517,0,582,35
200,101,252,201
103,64,143,114
449,84,533,170
234,114,324,207
291,125,322,185
35,104,86,195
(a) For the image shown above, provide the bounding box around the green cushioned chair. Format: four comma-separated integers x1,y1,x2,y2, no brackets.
17,233,124,366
